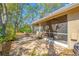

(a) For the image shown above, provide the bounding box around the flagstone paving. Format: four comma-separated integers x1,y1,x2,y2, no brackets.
9,36,75,56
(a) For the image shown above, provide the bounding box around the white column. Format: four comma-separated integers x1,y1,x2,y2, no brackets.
31,25,34,33
38,24,42,32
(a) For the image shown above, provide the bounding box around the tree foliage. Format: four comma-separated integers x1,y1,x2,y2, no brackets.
0,3,24,43
0,3,67,43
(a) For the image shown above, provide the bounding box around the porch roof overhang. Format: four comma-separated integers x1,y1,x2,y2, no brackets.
32,4,79,25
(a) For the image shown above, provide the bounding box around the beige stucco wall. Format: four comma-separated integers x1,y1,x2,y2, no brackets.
68,10,79,49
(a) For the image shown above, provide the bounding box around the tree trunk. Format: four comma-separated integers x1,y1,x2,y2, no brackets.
2,3,8,36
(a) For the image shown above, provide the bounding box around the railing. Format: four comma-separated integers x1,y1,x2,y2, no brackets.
46,32,67,36
42,31,67,41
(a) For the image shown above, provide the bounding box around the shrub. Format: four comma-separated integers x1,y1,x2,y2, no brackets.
5,23,15,41
19,24,32,33
0,26,5,43
0,36,5,43
0,23,16,43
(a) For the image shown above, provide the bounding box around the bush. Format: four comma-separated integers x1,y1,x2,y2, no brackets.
0,23,16,43
19,24,32,33
0,36,5,43
5,23,15,41
0,26,5,43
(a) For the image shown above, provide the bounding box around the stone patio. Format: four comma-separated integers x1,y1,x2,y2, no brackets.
9,36,75,56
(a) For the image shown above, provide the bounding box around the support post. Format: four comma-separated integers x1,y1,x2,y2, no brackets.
46,21,56,56
38,24,42,32
31,25,35,33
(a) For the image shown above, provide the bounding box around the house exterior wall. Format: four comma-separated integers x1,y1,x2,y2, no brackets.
68,8,79,49
33,6,79,49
